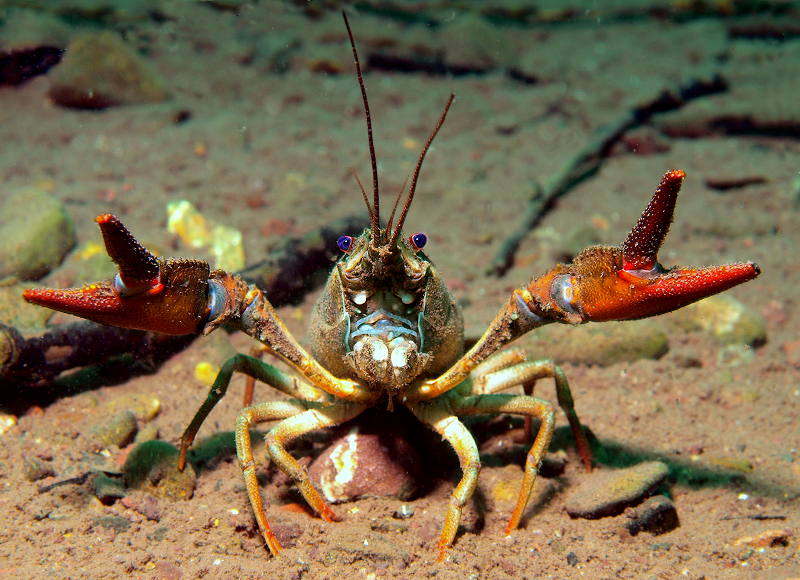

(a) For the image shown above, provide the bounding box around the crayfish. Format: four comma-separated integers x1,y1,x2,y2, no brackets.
24,13,760,561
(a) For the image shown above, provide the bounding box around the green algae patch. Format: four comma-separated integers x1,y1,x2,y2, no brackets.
123,440,196,501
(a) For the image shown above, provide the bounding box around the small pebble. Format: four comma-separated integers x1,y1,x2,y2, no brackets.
103,395,161,423
23,455,55,482
92,515,131,534
624,495,680,535
566,461,669,519
89,410,138,449
134,424,159,444
393,504,415,519
733,529,792,548
0,413,17,435
371,518,408,533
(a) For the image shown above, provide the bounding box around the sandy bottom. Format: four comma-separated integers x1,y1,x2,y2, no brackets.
1,4,799,579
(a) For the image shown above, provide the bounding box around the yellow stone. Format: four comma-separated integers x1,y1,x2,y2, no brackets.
195,361,218,386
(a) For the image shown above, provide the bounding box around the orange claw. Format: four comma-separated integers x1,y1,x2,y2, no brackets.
525,171,760,324
23,215,214,335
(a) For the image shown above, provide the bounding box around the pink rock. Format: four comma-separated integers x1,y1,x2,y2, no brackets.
308,425,422,503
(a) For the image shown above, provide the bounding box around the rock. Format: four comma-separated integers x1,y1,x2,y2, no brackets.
102,394,161,423
666,295,766,347
0,284,53,331
566,461,669,519
308,425,422,503
732,529,792,548
325,527,410,564
88,410,138,449
92,515,131,534
624,495,680,535
91,473,126,505
481,464,557,513
23,454,55,481
133,423,159,444
48,30,169,110
392,504,415,519
123,440,196,501
0,187,76,280
371,518,408,533
529,319,668,367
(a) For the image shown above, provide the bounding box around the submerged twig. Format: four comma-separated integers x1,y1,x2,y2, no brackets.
489,73,726,276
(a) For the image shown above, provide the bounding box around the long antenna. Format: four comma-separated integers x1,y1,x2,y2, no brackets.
343,11,380,243
388,93,454,248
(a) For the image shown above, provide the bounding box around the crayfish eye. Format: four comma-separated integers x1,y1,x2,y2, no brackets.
409,232,427,251
337,235,353,253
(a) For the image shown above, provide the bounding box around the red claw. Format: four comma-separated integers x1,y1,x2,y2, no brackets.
23,215,213,335
524,170,760,324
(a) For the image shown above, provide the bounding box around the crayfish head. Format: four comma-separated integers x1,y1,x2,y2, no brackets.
308,226,463,398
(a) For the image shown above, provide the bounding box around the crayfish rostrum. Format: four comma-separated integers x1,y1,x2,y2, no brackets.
24,13,760,561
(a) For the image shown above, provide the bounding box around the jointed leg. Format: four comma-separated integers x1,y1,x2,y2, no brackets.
180,353,328,470
243,344,271,407
236,399,368,555
467,346,528,379
406,400,480,561
454,393,555,534
470,357,592,471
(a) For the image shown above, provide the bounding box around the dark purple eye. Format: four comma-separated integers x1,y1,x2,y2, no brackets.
410,232,427,251
337,235,353,253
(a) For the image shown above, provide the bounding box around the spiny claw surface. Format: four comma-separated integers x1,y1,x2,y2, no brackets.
96,214,162,295
622,169,682,271
23,215,213,335
524,170,761,324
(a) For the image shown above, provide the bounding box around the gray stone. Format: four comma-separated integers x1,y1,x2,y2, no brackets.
624,495,680,536
91,473,126,505
48,31,170,109
0,187,76,281
529,319,668,367
566,461,669,519
23,455,55,482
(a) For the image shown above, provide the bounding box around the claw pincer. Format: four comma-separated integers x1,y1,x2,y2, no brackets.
519,170,760,326
24,215,215,335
